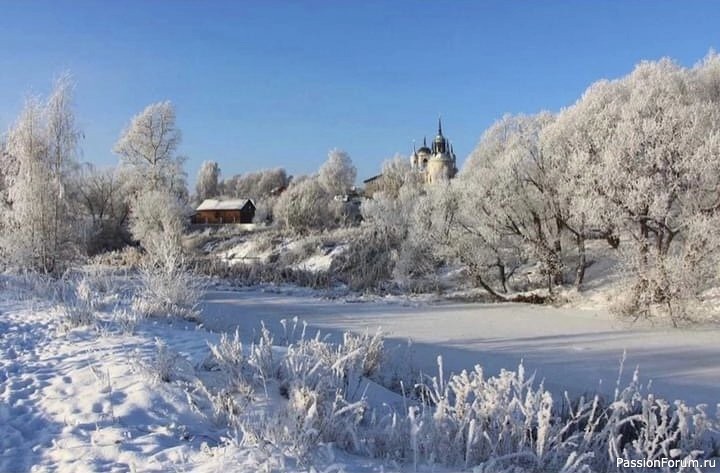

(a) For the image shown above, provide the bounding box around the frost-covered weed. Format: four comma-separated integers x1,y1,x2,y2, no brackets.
340,329,384,378
1,271,61,302
111,306,142,334
202,260,333,290
58,276,97,329
134,338,184,384
193,321,720,472
208,329,246,380
248,323,275,394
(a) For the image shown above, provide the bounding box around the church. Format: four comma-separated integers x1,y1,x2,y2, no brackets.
363,119,458,196
410,118,458,183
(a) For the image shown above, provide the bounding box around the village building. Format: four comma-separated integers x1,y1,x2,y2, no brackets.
410,118,458,183
192,198,256,224
363,119,458,197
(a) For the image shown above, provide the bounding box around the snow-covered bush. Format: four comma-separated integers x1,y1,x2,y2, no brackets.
128,188,190,254
334,187,420,291
132,236,204,320
333,227,395,291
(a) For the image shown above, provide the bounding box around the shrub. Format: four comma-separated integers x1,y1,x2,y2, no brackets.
132,236,204,320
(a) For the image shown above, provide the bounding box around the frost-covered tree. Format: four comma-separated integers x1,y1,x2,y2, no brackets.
525,55,720,320
372,154,424,199
592,59,720,321
318,148,356,195
76,165,132,254
272,178,334,233
195,160,220,202
113,101,187,197
2,74,82,273
222,167,289,199
464,112,563,293
416,179,524,298
129,188,190,256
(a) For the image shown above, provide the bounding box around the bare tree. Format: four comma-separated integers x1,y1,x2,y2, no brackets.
113,101,187,197
195,160,221,202
76,165,132,254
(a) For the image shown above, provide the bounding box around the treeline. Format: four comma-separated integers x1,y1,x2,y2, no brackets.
0,79,187,266
194,149,360,231
353,53,720,324
4,53,720,324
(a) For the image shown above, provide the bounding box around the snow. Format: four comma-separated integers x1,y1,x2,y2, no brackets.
200,288,720,408
0,281,407,472
292,245,346,273
196,198,253,211
2,280,719,472
218,239,273,265
0,300,224,472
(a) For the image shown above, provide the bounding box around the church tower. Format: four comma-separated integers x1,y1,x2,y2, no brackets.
410,118,457,183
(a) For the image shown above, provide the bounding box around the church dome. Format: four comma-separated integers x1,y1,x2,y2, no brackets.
430,152,452,162
417,146,432,154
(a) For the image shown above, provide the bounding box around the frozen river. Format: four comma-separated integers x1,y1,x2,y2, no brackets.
200,288,720,407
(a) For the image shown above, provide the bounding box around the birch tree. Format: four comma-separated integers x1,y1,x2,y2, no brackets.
114,101,187,197
2,74,82,273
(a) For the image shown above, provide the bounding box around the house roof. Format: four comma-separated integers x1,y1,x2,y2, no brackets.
196,199,254,211
363,174,383,184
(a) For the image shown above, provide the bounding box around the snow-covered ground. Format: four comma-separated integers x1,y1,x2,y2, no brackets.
200,288,720,408
0,299,229,472
2,280,719,472
0,288,395,472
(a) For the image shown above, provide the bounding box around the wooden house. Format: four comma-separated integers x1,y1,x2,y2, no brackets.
192,199,256,224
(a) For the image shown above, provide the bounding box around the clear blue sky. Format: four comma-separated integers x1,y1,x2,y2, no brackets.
1,1,718,185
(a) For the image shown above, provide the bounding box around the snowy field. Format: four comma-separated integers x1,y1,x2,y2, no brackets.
2,281,719,472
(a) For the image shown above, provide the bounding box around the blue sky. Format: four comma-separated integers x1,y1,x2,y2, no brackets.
0,1,718,185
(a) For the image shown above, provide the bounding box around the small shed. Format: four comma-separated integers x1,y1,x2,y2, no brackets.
192,199,256,224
